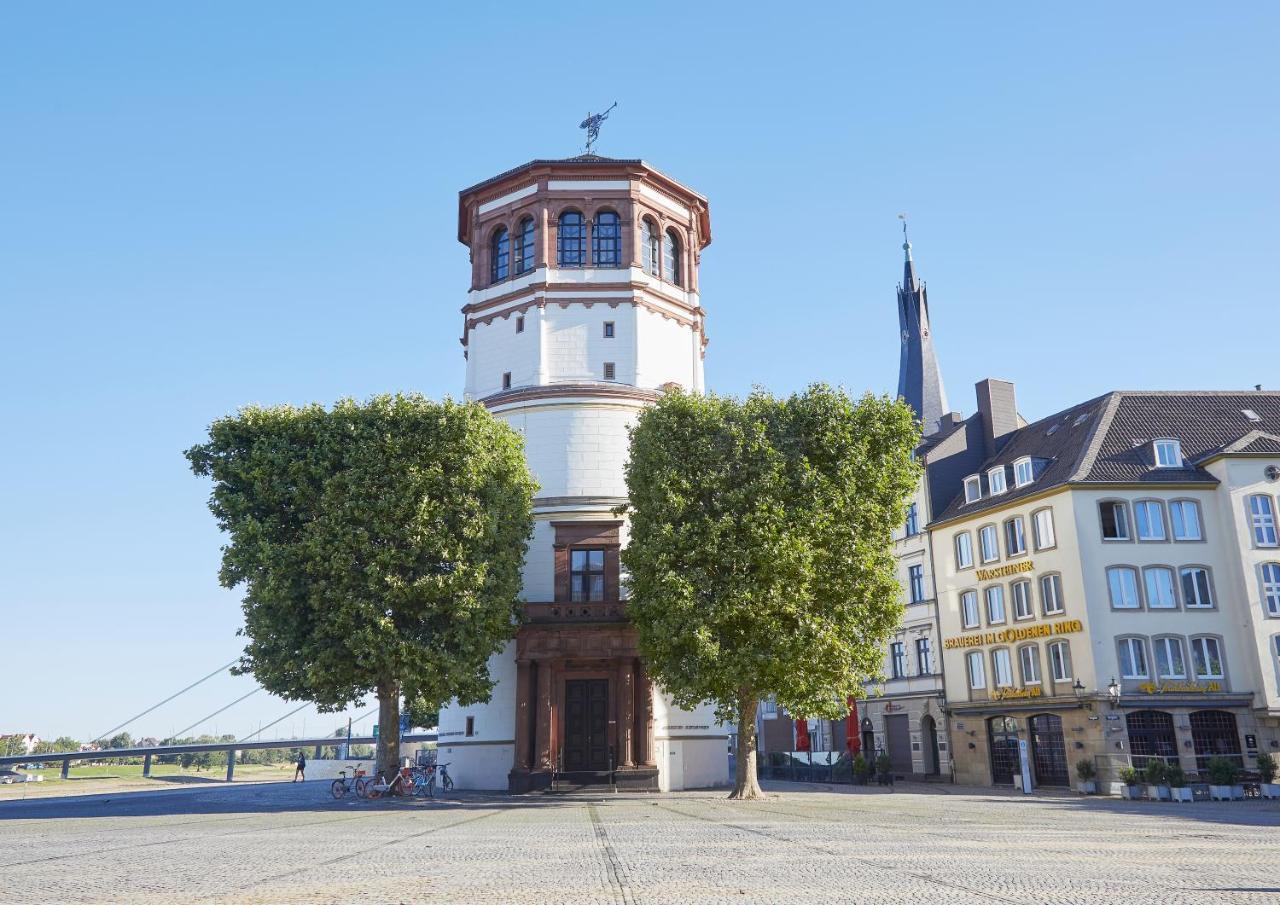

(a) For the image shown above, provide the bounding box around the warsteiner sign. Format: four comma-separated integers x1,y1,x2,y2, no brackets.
944,619,1083,650
975,561,1036,581
1137,680,1223,694
991,686,1043,701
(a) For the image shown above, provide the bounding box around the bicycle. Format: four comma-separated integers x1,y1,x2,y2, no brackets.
330,763,370,800
364,766,413,799
423,762,453,798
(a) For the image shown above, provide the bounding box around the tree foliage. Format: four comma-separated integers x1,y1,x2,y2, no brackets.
620,385,919,796
186,393,536,774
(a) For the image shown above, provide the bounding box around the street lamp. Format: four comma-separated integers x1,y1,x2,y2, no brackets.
1071,679,1087,708
1106,678,1121,709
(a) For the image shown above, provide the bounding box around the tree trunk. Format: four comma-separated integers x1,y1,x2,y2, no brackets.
376,678,401,781
729,689,766,800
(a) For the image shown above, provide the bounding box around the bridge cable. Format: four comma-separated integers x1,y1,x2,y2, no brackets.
91,657,239,743
167,687,262,742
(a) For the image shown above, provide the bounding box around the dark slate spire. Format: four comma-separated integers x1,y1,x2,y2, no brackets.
896,219,948,435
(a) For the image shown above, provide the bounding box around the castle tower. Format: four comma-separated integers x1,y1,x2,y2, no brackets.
437,155,727,793
896,227,949,436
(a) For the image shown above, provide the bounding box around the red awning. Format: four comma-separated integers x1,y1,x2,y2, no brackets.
845,697,860,755
794,718,811,752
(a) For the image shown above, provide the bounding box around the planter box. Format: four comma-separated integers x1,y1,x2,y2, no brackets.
1209,783,1244,801
1261,782,1280,800
1146,784,1171,801
1120,784,1144,800
1075,780,1097,795
1169,786,1194,803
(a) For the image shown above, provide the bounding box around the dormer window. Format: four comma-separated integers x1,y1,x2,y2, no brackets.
964,475,981,503
1013,457,1034,488
988,467,1007,495
1154,438,1182,468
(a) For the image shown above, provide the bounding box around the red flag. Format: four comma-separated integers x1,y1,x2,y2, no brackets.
794,718,811,752
845,697,861,755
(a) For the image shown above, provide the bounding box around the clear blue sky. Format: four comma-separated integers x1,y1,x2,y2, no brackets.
3,2,1277,741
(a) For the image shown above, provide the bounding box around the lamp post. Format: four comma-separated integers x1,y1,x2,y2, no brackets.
1071,679,1087,709
1107,678,1121,709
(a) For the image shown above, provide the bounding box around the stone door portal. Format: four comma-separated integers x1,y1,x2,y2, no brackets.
563,679,610,771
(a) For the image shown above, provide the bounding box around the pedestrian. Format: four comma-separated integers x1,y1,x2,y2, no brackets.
293,751,306,782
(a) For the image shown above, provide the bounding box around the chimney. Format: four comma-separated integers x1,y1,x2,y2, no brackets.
975,379,1018,457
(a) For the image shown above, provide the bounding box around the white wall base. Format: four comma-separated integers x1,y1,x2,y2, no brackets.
436,742,514,791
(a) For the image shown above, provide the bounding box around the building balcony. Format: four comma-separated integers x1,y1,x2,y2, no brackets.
522,600,629,624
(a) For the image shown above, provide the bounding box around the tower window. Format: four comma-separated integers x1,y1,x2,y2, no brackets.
603,321,615,338
502,372,512,390
663,229,682,286
641,218,659,275
603,362,616,381
592,210,620,266
516,315,525,333
516,216,535,274
570,549,605,602
557,211,585,267
490,226,510,284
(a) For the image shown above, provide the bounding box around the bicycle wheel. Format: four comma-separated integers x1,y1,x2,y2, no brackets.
331,779,347,800
426,777,436,799
354,777,370,799
442,773,453,791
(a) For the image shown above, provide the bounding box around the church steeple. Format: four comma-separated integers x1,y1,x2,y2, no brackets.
896,218,948,435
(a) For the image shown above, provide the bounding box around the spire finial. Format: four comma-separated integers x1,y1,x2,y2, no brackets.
898,212,911,261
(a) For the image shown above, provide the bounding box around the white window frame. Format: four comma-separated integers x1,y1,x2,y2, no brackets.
1154,438,1182,468
1013,457,1034,488
985,585,1007,624
987,467,1007,496
955,532,974,570
1019,645,1041,684
991,648,1014,687
1012,579,1034,620
1005,517,1027,557
964,475,981,503
1170,499,1203,541
1248,494,1279,547
1107,566,1141,609
1180,566,1215,609
1153,636,1187,679
1032,508,1056,550
1100,500,1131,541
979,525,999,563
1040,573,1065,616
1261,563,1280,617
1118,637,1149,679
1143,566,1178,610
1190,636,1224,680
1134,500,1167,541
1048,640,1072,681
966,651,986,689
960,590,980,629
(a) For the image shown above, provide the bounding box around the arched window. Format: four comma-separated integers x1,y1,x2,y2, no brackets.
592,210,620,266
515,217,535,274
557,211,585,267
663,229,682,286
641,218,659,275
490,226,509,284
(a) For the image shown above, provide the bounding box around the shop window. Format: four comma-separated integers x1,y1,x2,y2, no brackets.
1126,710,1177,769
1190,710,1242,771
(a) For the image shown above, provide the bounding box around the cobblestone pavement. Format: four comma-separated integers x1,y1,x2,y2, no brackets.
2,779,1278,904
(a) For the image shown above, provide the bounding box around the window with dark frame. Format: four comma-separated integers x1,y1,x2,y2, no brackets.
502,372,512,390
491,227,510,283
916,637,933,675
465,716,475,737
641,218,659,275
603,321,615,338
603,362,616,381
516,315,525,333
516,217,535,274
557,211,585,267
663,229,682,286
890,641,906,679
570,549,606,602
1100,501,1131,540
908,564,925,602
904,502,919,536
592,211,621,266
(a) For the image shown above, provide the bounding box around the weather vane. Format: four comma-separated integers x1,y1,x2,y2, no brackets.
579,102,618,154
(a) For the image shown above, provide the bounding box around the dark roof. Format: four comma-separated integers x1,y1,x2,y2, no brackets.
932,391,1280,524
458,154,645,198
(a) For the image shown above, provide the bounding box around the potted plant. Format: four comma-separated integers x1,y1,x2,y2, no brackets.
875,752,894,786
1143,759,1171,801
851,754,870,786
1257,752,1279,799
1119,766,1144,800
1074,758,1097,795
1166,763,1193,803
1206,756,1243,800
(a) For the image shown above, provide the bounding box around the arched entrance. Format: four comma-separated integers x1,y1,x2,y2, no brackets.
1028,713,1069,786
1190,710,1243,771
921,715,940,776
988,716,1020,785
1126,710,1177,769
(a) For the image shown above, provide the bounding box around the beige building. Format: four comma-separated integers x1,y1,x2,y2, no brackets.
928,385,1280,788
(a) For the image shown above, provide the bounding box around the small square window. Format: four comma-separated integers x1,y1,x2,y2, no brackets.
603,362,616,381
502,372,512,390
516,315,525,333
603,321,615,338
465,716,475,738
1154,439,1182,468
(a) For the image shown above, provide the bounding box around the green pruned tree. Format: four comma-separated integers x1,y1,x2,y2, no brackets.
187,394,537,778
620,385,920,799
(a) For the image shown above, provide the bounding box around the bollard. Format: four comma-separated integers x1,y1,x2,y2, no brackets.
143,754,152,778
226,750,235,782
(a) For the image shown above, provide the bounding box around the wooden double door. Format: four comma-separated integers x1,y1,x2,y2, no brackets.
563,679,610,771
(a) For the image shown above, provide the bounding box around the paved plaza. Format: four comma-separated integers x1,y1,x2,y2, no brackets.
2,780,1278,904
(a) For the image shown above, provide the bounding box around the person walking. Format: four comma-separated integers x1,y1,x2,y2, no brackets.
293,751,306,782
